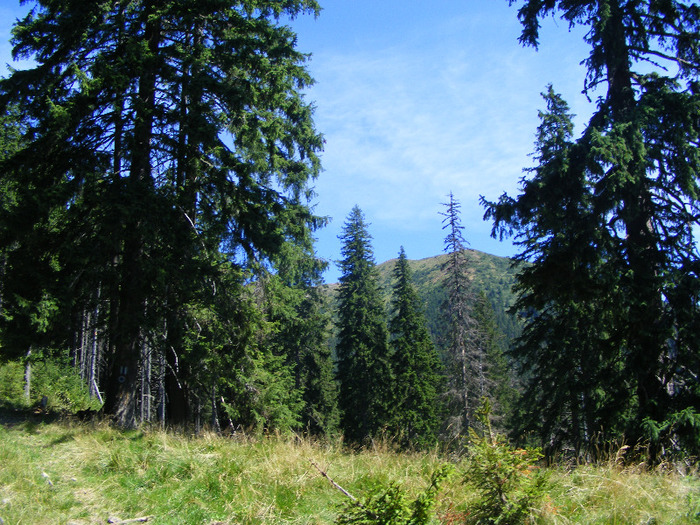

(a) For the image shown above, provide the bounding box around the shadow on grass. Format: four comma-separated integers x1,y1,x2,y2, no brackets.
0,401,150,449
0,401,60,431
48,432,76,446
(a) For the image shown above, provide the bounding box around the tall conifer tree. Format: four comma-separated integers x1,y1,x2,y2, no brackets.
440,193,486,437
255,242,339,435
336,206,393,443
485,1,700,458
0,0,324,427
388,247,442,448
484,87,628,455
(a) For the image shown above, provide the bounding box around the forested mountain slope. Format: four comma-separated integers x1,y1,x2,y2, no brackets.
322,249,522,352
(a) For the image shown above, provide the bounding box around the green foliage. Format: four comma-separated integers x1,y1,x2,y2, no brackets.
387,247,443,449
0,96,69,359
488,0,700,460
0,0,325,427
0,357,100,412
255,241,339,436
336,465,453,525
336,206,393,443
31,359,102,412
484,86,628,456
0,361,24,403
221,347,304,433
462,400,548,525
642,408,700,461
177,269,309,433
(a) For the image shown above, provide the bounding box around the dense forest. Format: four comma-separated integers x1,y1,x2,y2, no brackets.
0,0,699,464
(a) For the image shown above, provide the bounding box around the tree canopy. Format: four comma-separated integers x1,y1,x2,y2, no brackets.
485,0,700,459
0,0,324,427
387,246,443,448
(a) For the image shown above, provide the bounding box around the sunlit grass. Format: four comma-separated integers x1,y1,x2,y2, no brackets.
540,461,700,524
0,416,697,524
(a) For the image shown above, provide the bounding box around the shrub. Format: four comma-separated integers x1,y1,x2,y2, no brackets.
0,360,25,403
32,358,101,412
0,356,101,412
336,464,453,525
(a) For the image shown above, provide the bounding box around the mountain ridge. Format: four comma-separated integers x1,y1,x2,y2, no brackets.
321,248,522,348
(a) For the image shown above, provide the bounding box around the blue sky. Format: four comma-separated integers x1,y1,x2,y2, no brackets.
288,2,594,282
0,1,594,283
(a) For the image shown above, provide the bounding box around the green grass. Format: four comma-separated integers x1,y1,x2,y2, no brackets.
0,413,698,524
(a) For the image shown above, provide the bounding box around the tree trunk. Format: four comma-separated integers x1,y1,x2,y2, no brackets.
600,3,666,445
102,2,161,427
24,347,32,404
165,344,190,424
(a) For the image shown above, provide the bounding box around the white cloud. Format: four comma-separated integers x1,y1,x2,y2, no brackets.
310,47,562,217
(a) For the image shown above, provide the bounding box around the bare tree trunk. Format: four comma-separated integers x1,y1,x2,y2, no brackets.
0,253,5,315
83,309,90,380
24,347,32,404
89,297,101,400
158,351,166,428
195,396,201,434
211,385,220,432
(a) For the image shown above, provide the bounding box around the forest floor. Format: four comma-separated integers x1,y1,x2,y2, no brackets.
0,409,698,524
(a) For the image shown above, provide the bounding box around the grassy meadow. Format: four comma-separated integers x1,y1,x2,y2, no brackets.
0,409,698,524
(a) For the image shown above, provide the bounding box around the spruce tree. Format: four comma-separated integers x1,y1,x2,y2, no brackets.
0,106,25,346
388,247,442,448
440,193,486,437
255,242,339,435
485,1,700,458
0,0,324,427
336,206,393,444
0,104,66,368
295,290,340,436
484,87,628,455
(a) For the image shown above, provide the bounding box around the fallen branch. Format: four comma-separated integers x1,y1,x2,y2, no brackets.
107,516,152,524
309,460,357,502
309,460,379,520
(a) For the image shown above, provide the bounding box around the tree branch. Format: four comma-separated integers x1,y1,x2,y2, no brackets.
107,517,152,524
309,460,357,502
309,460,381,521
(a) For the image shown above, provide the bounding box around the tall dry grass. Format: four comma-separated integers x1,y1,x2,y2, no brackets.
0,415,697,524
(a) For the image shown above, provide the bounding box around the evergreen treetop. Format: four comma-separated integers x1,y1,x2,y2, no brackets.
336,205,393,444
388,246,442,449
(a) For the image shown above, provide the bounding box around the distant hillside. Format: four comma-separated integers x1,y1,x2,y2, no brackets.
321,249,522,353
